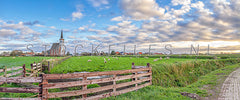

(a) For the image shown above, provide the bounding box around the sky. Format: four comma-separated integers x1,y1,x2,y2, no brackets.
0,0,240,54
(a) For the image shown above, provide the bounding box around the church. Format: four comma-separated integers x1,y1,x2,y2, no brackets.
47,30,65,56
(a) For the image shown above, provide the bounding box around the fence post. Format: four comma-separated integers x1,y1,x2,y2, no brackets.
3,66,7,77
82,76,87,98
113,74,116,96
40,74,48,100
11,66,13,77
131,63,138,89
48,61,50,73
40,62,42,73
134,71,138,88
23,64,26,77
147,63,152,85
38,62,41,77
31,63,33,73
131,63,135,81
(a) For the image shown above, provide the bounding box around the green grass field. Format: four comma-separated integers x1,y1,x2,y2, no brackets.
0,55,240,99
0,56,61,69
50,56,199,73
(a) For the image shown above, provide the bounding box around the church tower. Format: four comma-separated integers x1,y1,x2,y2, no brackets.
60,30,64,43
59,30,65,56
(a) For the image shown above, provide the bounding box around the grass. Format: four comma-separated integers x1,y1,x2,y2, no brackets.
50,56,198,74
0,83,38,98
152,59,240,87
0,56,62,76
1,55,240,99
104,62,240,100
0,56,61,69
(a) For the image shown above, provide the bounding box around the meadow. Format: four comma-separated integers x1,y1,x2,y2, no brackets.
0,56,61,69
50,56,199,73
0,55,240,99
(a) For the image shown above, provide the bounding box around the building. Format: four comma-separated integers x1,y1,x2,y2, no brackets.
10,50,23,56
1,52,10,56
47,30,65,56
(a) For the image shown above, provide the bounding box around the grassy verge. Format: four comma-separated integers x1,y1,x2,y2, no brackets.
152,59,240,87
104,62,240,100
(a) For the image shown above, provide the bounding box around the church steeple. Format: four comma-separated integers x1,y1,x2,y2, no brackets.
60,30,63,39
59,30,64,43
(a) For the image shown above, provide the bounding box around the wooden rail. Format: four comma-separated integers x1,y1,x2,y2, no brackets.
0,77,42,83
41,63,151,100
0,98,41,100
0,87,41,93
0,66,23,77
0,63,152,100
28,62,42,77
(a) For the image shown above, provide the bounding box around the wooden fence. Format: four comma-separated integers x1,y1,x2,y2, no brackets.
0,65,24,85
0,61,43,85
28,62,42,77
0,63,152,100
46,56,71,72
0,66,23,77
0,76,42,100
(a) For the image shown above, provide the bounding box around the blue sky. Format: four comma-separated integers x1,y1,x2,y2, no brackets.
0,0,240,54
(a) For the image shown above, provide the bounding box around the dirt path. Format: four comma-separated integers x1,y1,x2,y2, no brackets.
218,68,240,100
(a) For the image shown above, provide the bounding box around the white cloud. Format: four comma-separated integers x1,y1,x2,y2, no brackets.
68,36,76,39
1,21,41,35
88,28,108,35
85,0,236,47
60,5,83,21
120,0,165,20
60,18,70,21
191,1,213,15
78,27,85,30
91,23,96,27
88,0,109,7
171,0,191,6
72,11,83,21
35,24,45,28
49,26,56,29
0,20,3,23
111,16,124,21
0,29,17,37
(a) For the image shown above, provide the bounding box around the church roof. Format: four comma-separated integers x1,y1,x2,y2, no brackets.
50,43,60,50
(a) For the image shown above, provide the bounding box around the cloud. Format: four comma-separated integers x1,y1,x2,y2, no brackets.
72,11,83,21
68,36,76,39
72,5,84,21
88,28,108,35
80,0,240,50
78,27,85,30
35,24,45,28
111,16,124,21
119,0,165,20
88,0,109,7
1,21,41,35
49,26,56,29
62,29,71,32
60,18,70,21
0,29,17,37
171,0,191,6
60,5,83,21
191,1,213,15
23,21,40,26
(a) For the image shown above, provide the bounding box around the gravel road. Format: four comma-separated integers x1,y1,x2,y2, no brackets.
218,68,240,100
